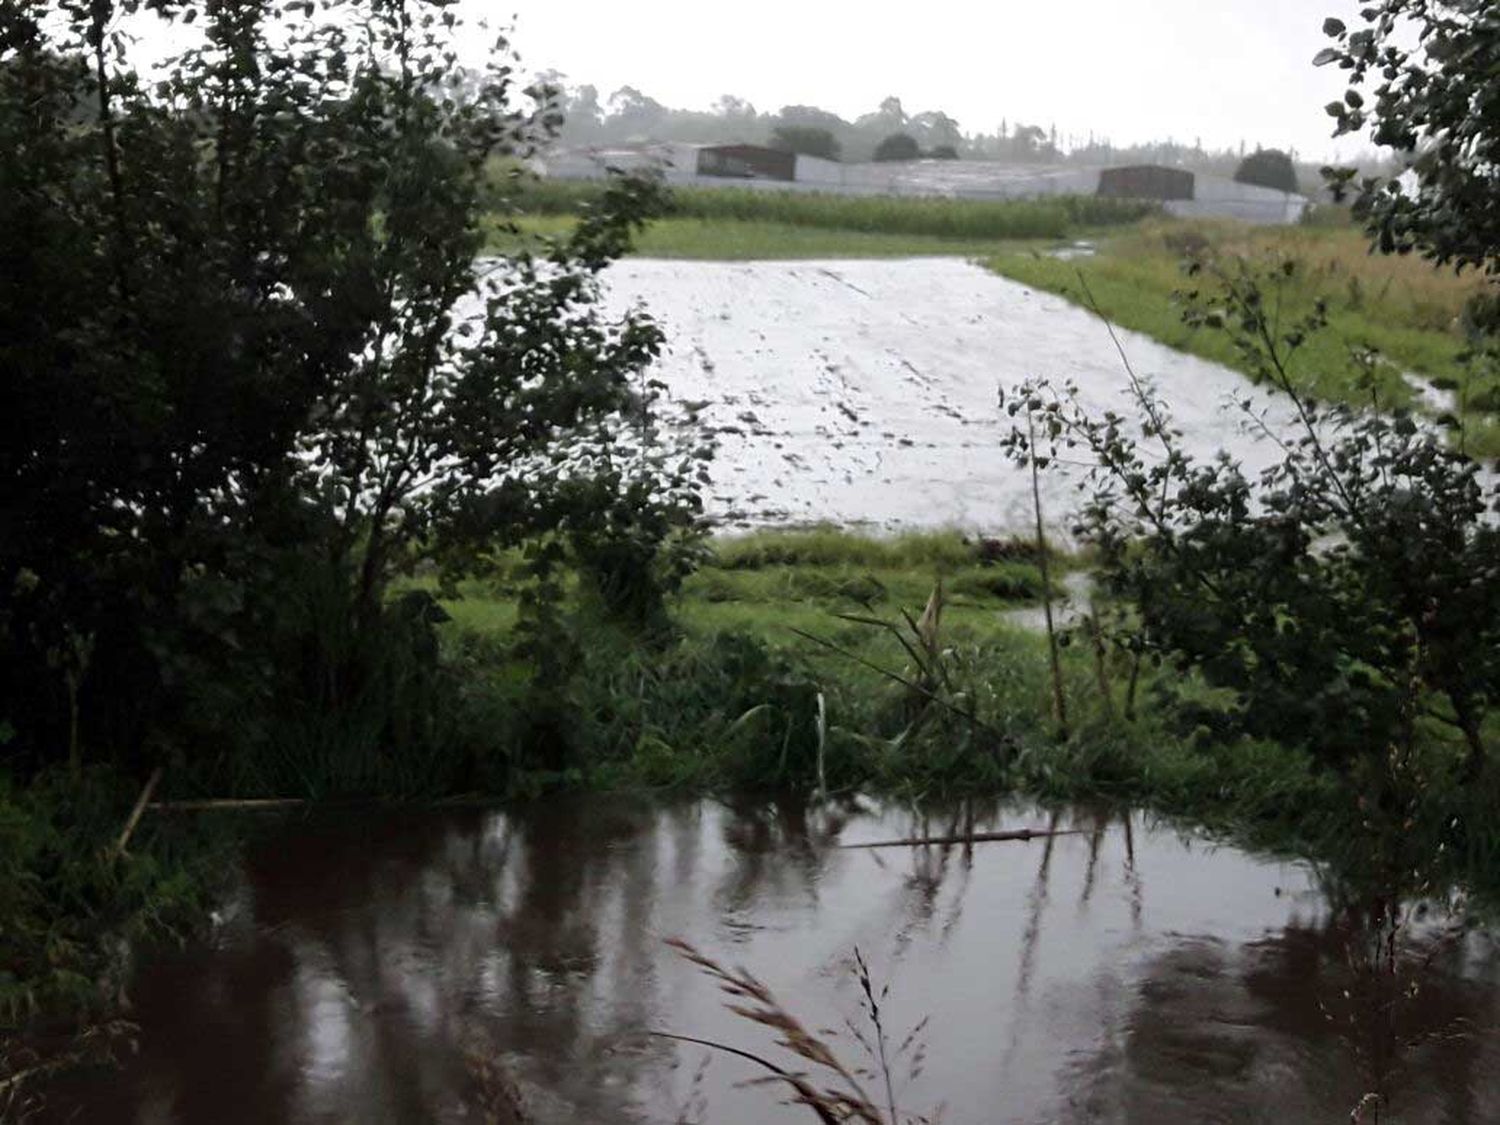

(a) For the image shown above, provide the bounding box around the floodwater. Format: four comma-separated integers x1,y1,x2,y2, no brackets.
48,796,1500,1124
588,259,1303,534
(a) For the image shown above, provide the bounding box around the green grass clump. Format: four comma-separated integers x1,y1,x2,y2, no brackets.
708,527,1023,571
416,530,1063,794
985,217,1500,456
1,768,223,1026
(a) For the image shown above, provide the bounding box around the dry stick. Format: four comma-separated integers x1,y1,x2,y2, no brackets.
814,691,828,801
1087,602,1115,720
111,767,163,860
1124,650,1143,722
1074,271,1176,523
1027,405,1069,736
65,667,81,776
148,797,308,812
839,827,1084,850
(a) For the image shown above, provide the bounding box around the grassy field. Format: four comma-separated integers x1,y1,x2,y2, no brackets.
496,176,1158,241
440,527,1059,716
487,213,1066,260
486,174,1154,259
985,216,1500,456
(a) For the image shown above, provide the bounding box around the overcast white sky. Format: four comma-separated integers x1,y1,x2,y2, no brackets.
491,0,1371,160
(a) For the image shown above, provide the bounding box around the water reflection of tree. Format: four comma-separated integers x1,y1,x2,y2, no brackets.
53,803,693,1123
713,794,853,925
1063,887,1499,1124
72,795,1500,1125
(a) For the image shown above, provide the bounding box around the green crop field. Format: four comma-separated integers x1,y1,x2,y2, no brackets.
986,216,1500,457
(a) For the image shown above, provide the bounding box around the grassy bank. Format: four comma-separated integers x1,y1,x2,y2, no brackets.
8,527,1496,1103
1,769,226,1109
425,529,1500,897
985,216,1500,456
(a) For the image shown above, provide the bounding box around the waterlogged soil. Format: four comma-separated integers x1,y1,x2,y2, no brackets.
48,796,1500,1124
591,258,1303,534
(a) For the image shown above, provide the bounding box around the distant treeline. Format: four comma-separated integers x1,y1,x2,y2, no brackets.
527,76,1396,196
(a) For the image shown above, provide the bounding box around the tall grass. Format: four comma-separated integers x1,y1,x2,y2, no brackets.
496,177,1158,242
709,528,996,571
1,766,227,1114
660,938,937,1125
986,218,1500,455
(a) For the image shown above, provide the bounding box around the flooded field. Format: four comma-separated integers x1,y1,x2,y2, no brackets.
589,258,1301,533
50,797,1500,1124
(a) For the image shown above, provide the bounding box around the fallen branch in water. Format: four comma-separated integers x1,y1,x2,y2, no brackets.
839,828,1085,849
147,797,309,812
110,766,162,859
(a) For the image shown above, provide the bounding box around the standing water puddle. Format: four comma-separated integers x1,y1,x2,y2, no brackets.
50,796,1500,1123
480,259,1307,535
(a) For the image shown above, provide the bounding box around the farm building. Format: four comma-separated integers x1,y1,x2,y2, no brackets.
536,147,1310,224
695,144,796,182
1098,165,1195,201
1096,163,1308,223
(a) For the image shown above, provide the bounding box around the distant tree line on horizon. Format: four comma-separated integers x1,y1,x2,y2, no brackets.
530,74,1397,196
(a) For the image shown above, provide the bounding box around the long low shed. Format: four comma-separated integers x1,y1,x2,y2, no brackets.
539,148,1310,224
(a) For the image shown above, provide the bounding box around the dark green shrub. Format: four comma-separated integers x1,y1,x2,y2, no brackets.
1009,260,1500,777
1233,148,1299,193
947,563,1046,601
873,133,921,162
769,125,840,160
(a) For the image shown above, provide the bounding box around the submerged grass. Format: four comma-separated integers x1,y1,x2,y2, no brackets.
985,216,1500,456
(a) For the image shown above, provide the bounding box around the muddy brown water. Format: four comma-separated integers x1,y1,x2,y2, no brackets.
48,796,1500,1124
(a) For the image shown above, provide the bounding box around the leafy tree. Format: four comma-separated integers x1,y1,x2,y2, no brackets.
606,84,667,138
872,132,920,162
712,93,757,125
769,124,840,160
873,95,906,128
1007,262,1499,777
1234,147,1299,193
0,1,682,777
928,144,960,160
565,83,606,141
909,110,963,153
1009,123,1056,161
773,104,849,135
1318,2,1500,273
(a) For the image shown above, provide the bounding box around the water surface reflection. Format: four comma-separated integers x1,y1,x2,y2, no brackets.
51,796,1500,1123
